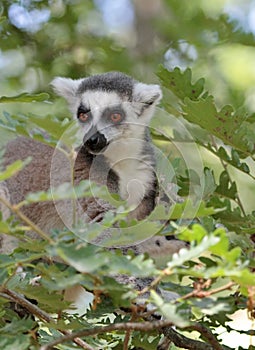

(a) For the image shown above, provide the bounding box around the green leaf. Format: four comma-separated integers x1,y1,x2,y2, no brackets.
167,233,220,269
0,316,35,335
0,113,78,149
178,224,208,243
193,298,231,317
149,200,217,222
182,96,254,154
21,285,70,313
169,200,217,219
0,158,31,181
205,145,250,174
132,333,161,350
208,228,230,256
209,197,255,234
150,290,189,327
157,66,205,101
0,16,6,24
25,181,90,203
203,168,217,199
0,335,31,350
25,180,116,205
52,243,109,273
215,171,237,200
0,92,49,103
0,222,11,234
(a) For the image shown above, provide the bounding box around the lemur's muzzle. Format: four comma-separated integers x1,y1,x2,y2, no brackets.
84,131,108,153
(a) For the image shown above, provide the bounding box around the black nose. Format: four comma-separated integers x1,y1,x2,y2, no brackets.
84,131,108,153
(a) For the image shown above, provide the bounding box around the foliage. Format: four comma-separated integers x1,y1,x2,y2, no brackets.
1,1,255,350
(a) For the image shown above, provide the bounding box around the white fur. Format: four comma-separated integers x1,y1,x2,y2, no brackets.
133,82,162,104
51,77,83,109
103,137,154,206
76,90,156,207
51,76,162,207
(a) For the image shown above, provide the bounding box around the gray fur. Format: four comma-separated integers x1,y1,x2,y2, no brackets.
0,72,188,316
1,72,163,244
77,72,134,100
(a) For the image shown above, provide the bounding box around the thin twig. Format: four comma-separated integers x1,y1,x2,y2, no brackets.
138,268,172,296
123,309,138,350
69,148,77,227
0,195,54,243
179,281,236,301
0,288,93,350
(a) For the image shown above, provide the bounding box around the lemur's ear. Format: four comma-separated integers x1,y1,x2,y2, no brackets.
133,82,162,106
51,77,82,105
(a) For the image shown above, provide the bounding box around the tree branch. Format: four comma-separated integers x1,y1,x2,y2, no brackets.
1,288,52,322
180,281,236,301
188,323,224,350
39,320,174,350
1,287,232,350
0,288,93,350
162,326,214,350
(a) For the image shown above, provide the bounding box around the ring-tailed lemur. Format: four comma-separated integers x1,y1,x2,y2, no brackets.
3,72,161,232
0,72,186,312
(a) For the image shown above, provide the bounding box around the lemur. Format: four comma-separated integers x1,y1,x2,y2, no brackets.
0,72,186,311
1,72,185,253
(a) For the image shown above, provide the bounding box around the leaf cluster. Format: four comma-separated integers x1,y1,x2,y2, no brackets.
1,1,255,349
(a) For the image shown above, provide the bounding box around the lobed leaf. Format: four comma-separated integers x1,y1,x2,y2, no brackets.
0,92,49,103
157,65,205,101
182,96,254,155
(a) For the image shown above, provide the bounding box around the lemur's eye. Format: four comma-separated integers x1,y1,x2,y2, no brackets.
77,107,91,123
110,113,122,123
78,112,89,122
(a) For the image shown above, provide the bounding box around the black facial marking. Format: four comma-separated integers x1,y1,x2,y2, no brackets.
101,106,126,124
77,104,92,121
155,239,161,247
165,235,175,241
77,72,134,100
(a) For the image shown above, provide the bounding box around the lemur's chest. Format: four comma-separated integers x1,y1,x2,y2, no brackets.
101,138,155,206
74,146,154,213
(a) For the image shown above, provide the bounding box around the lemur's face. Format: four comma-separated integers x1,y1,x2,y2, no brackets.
51,72,162,155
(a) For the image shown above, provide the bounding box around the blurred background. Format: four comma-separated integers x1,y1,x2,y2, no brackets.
2,0,255,105
1,0,255,214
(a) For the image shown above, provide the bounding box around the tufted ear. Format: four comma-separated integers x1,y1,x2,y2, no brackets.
51,77,82,105
133,82,162,106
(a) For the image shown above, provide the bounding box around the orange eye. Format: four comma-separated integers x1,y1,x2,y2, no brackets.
78,112,89,122
110,113,122,123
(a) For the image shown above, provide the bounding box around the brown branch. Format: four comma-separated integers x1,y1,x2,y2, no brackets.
4,287,231,350
1,288,52,322
39,320,174,350
180,281,236,301
162,326,215,350
0,288,93,350
188,323,224,350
